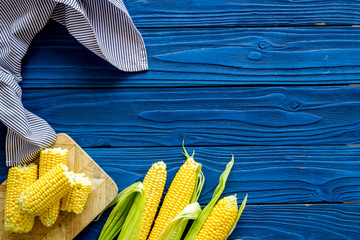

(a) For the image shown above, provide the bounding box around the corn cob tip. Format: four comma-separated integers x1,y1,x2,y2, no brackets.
153,161,166,170
16,163,37,170
184,156,196,166
61,172,92,214
41,147,69,155
225,194,237,205
74,173,91,186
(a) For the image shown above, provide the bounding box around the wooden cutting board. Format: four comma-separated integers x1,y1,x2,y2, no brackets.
0,133,118,240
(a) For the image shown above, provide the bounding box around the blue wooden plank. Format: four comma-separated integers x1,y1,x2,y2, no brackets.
2,145,360,204
0,151,6,184
230,203,360,240
123,0,360,27
19,23,360,88
75,203,360,240
85,146,360,204
5,86,360,147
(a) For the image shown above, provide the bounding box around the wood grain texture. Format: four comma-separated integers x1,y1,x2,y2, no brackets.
19,23,360,88
75,203,360,240
1,86,357,147
123,0,360,27
82,145,360,204
230,203,360,240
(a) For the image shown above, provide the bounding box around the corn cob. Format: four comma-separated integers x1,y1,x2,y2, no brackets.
148,146,203,240
39,147,69,227
61,173,92,214
139,161,167,240
19,163,74,216
39,148,69,177
195,195,238,240
4,164,38,233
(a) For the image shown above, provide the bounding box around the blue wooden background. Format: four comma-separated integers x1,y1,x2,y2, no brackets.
1,0,360,239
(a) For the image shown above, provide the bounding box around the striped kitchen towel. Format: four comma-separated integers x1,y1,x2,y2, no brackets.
0,0,148,166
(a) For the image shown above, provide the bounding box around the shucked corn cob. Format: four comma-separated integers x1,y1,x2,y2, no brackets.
4,164,38,233
39,147,69,227
139,161,167,240
19,163,75,216
39,148,69,177
148,148,203,240
195,195,238,240
61,173,92,214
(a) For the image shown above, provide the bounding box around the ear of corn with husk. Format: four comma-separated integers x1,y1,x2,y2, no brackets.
184,154,247,240
160,154,236,240
184,156,236,240
147,144,204,240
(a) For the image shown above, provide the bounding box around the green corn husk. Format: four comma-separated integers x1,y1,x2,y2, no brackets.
183,143,205,204
158,202,202,240
191,162,205,203
97,182,145,240
184,155,235,240
117,183,146,240
227,194,247,238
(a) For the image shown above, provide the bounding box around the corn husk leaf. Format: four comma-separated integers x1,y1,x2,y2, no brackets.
117,182,145,240
94,182,138,222
182,142,205,204
227,194,247,239
190,162,204,203
98,182,144,240
184,156,234,240
158,202,202,240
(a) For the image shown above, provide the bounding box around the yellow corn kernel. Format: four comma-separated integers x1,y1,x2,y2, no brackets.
39,147,69,177
148,157,197,240
4,163,38,233
195,195,238,240
139,161,167,240
19,164,74,216
39,201,62,227
61,173,92,214
39,147,69,227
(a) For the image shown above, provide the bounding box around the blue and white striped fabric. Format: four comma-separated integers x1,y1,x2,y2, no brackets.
0,0,148,166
